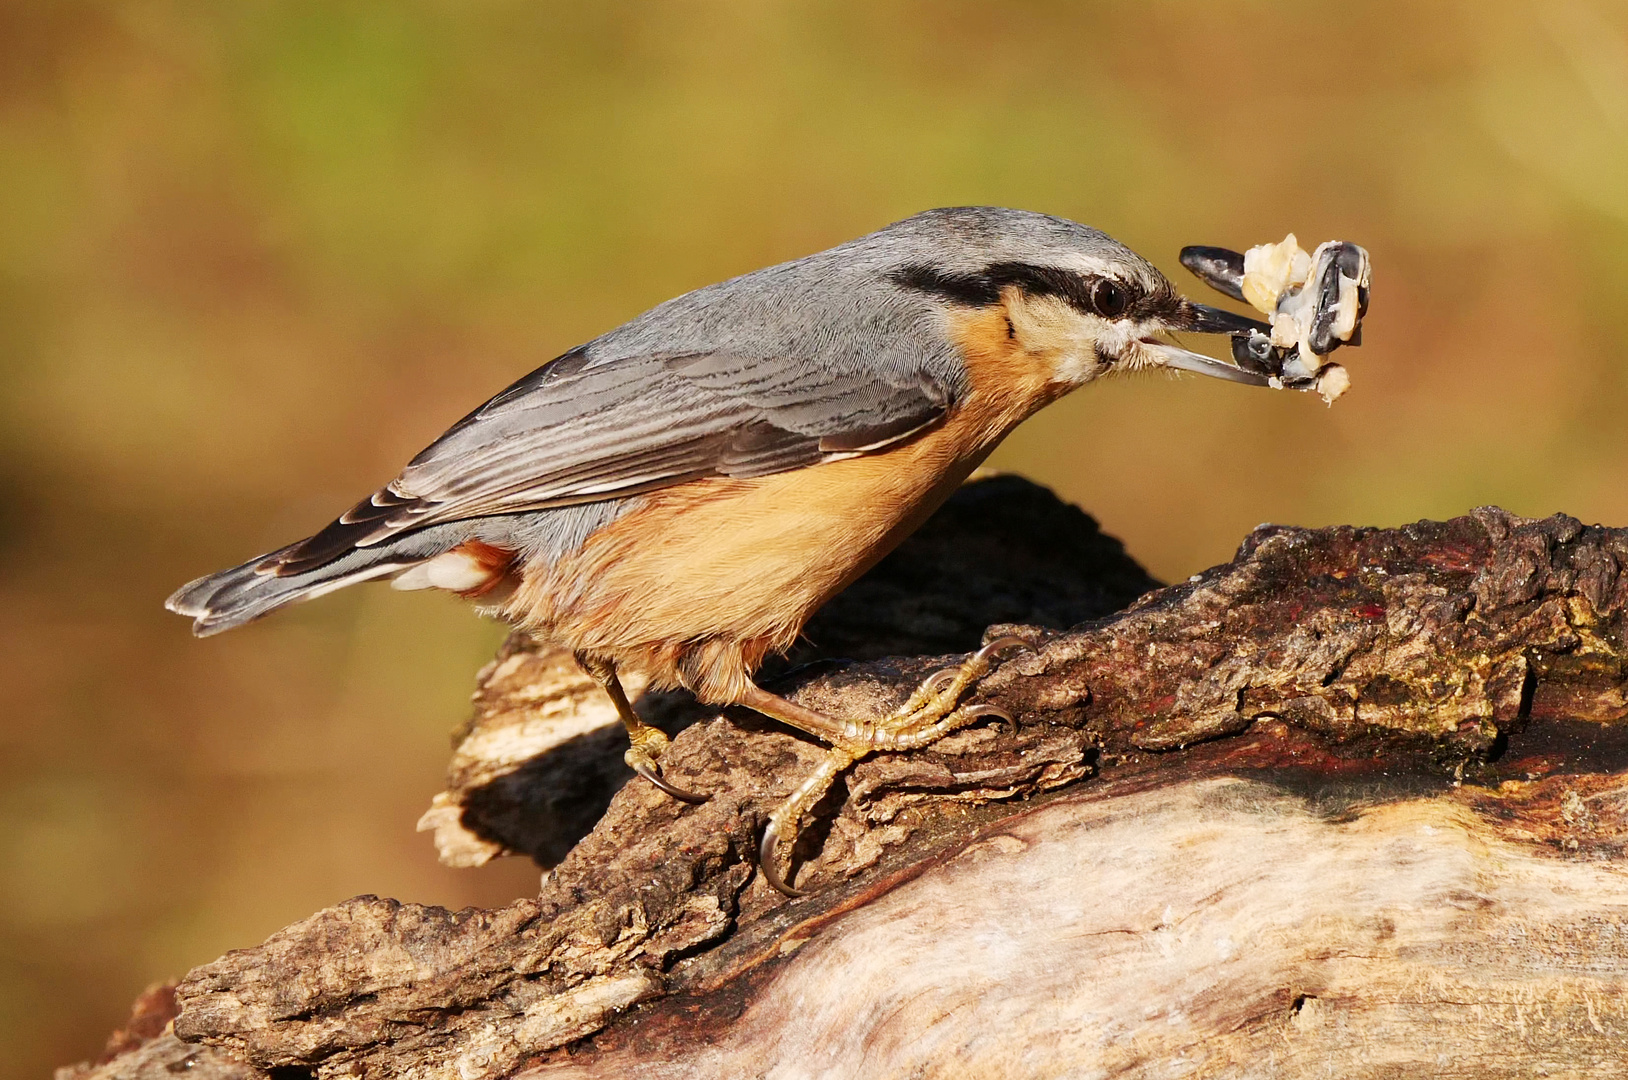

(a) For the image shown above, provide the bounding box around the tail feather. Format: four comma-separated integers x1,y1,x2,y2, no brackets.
166,509,587,636
165,542,414,636
165,521,485,636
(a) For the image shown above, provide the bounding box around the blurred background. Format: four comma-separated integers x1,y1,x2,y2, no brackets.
4,0,1628,1072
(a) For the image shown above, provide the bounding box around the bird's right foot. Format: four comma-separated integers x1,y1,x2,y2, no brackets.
750,636,1030,896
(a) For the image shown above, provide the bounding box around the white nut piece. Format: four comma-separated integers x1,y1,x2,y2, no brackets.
1314,363,1350,405
1241,233,1311,315
1237,234,1370,405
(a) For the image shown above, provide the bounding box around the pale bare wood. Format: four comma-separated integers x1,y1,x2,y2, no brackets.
531,773,1628,1079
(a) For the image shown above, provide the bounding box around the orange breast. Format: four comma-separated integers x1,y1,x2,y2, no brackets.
503,303,1069,702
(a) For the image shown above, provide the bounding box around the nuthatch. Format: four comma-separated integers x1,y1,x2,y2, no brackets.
169,206,1296,895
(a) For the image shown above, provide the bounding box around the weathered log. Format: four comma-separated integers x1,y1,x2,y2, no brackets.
62,478,1628,1079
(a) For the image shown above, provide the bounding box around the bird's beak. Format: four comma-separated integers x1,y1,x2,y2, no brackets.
1136,300,1275,386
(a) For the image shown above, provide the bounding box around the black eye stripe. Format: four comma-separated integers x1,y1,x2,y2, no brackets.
888,264,1002,306
983,262,1102,312
891,261,1153,320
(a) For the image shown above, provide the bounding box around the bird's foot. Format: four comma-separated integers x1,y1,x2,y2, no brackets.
625,722,709,804
758,636,1029,896
576,649,711,805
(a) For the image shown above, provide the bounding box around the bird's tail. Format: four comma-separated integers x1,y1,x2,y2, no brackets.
165,540,416,637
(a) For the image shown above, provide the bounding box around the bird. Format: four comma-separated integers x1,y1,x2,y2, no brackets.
168,206,1278,895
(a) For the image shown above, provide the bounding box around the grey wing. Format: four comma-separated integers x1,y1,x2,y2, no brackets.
267,347,955,575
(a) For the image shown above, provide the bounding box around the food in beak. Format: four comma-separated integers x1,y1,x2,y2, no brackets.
1181,235,1370,405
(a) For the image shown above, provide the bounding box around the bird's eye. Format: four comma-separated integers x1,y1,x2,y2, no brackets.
1092,279,1130,318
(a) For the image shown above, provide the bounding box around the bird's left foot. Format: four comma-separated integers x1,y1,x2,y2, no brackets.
753,636,1029,896
625,722,709,804
575,650,710,804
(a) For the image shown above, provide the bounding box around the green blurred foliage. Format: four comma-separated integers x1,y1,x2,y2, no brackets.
3,1,1628,1073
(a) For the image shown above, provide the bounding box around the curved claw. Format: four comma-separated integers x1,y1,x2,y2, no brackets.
759,818,807,898
974,635,1033,666
626,753,710,804
959,702,1014,729
921,667,960,697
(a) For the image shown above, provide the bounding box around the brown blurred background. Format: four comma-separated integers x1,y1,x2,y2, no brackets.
4,1,1628,1073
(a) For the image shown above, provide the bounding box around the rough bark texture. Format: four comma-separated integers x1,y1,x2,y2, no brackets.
63,477,1628,1080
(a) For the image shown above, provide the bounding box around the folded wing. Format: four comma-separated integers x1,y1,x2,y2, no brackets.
267,347,954,576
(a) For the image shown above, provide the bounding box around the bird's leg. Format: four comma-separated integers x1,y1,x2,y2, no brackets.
741,636,1028,895
575,652,708,804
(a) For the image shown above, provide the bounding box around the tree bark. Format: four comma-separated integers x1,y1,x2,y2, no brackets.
62,478,1628,1080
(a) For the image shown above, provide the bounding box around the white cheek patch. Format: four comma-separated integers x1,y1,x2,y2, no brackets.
1002,291,1107,387
1047,317,1175,386
1047,337,1103,385
1081,319,1171,381
391,550,499,593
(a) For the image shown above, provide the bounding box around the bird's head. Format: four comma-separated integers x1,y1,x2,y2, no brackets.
879,207,1271,391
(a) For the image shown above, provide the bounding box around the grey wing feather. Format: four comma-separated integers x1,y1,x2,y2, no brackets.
268,347,953,575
